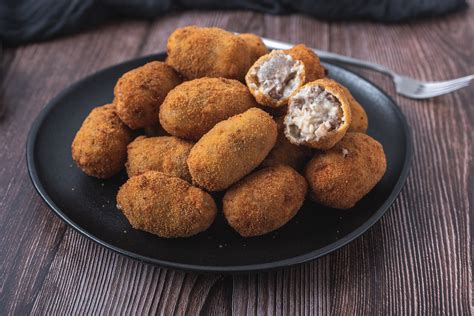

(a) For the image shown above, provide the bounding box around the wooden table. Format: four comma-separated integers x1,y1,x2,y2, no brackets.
1,6,472,315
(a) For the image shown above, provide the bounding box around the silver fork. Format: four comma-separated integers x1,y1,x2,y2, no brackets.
260,37,473,99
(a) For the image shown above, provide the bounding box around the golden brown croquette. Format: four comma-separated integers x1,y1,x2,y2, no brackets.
71,104,133,178
187,108,277,191
117,171,217,238
114,61,181,129
305,132,387,209
284,44,326,82
246,50,306,108
340,85,369,133
166,26,253,81
348,98,368,133
126,136,194,182
284,78,352,150
159,77,257,141
223,165,307,237
245,44,325,108
238,33,269,63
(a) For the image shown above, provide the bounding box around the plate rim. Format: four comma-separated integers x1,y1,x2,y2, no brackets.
26,52,413,273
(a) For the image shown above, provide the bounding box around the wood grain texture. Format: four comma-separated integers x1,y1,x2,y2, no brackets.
1,6,472,316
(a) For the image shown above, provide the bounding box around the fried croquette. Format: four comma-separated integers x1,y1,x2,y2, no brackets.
159,78,257,141
261,116,313,171
284,44,326,82
284,78,352,150
341,86,368,133
223,165,307,237
72,104,133,178
166,26,253,81
348,99,368,133
246,50,305,108
305,132,387,209
238,33,269,63
117,171,217,238
126,136,194,182
187,108,277,191
245,45,325,108
114,61,181,129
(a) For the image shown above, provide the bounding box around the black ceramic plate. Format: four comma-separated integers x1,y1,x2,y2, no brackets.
27,52,412,273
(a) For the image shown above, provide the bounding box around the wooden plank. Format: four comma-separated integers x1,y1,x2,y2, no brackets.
0,21,150,315
30,229,225,314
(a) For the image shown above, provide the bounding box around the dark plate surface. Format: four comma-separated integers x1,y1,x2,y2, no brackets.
27,52,412,273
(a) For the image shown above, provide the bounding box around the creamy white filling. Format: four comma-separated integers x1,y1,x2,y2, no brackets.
285,85,343,143
252,51,303,100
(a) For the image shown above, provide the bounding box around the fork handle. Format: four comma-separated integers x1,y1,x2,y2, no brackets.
261,37,396,78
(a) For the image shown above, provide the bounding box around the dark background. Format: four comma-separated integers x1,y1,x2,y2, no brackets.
1,0,468,45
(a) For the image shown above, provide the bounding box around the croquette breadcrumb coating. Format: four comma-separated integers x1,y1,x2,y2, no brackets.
340,85,369,133
261,116,313,171
245,44,325,108
114,61,181,129
223,165,307,237
72,104,133,178
238,33,269,63
305,132,387,209
126,136,194,182
284,44,326,82
284,78,352,150
187,108,277,191
246,50,305,108
159,78,257,141
166,26,253,81
117,171,217,238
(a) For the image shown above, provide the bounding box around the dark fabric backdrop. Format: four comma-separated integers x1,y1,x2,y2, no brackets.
0,0,468,45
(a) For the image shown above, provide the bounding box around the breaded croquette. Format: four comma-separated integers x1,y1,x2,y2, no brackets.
159,78,257,141
348,98,368,133
187,108,277,191
305,132,387,209
166,26,253,81
245,44,325,108
223,165,307,237
284,44,326,82
261,116,313,171
340,85,368,133
72,104,133,178
117,171,217,238
238,33,269,63
114,61,181,129
246,50,305,108
284,78,352,150
126,136,194,182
